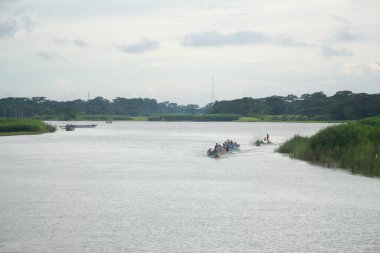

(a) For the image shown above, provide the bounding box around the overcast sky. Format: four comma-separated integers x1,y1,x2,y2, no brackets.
0,0,379,105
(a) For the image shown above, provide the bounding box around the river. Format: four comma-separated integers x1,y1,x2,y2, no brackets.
0,122,379,252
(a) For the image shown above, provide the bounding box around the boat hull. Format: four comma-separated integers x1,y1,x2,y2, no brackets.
71,124,97,128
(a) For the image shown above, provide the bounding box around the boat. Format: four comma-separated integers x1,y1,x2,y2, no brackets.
255,134,272,146
70,124,97,128
207,140,240,158
223,141,240,152
255,139,273,146
207,148,221,158
60,124,97,130
65,124,75,131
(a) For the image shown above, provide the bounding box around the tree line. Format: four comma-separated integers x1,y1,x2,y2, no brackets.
0,97,203,119
210,91,380,120
0,90,379,120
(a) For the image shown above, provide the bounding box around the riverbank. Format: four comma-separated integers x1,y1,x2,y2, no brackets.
277,117,380,177
0,118,56,136
33,113,348,123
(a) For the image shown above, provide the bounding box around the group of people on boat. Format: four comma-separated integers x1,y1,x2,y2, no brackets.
207,133,272,157
207,139,240,158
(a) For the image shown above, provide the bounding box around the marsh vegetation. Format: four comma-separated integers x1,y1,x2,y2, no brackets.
277,117,380,177
0,118,56,136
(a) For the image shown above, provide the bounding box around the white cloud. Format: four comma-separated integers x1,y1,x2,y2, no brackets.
0,14,35,37
182,30,310,48
274,35,310,47
0,18,18,37
72,39,87,47
334,29,363,42
36,51,61,61
342,62,380,75
321,45,352,57
368,62,380,73
120,38,159,54
52,38,68,44
21,15,34,33
182,30,271,47
56,78,75,94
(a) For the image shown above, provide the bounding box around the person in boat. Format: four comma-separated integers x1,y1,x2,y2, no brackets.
266,133,273,144
266,133,272,143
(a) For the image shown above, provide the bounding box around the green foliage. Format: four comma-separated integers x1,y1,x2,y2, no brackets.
0,97,202,118
211,97,269,116
277,117,380,177
277,135,311,158
309,124,366,151
359,116,380,127
148,114,241,121
243,115,330,122
0,118,56,136
148,114,194,121
193,114,240,121
236,117,260,122
75,114,133,121
0,91,379,121
208,91,380,120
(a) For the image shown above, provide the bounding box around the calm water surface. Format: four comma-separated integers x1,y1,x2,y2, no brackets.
0,122,379,253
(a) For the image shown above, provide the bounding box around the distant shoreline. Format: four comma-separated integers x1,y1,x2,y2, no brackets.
39,114,349,123
0,116,346,137
48,120,343,123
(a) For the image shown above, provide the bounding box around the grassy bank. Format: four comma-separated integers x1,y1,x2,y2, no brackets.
277,117,380,177
0,118,56,136
31,112,343,122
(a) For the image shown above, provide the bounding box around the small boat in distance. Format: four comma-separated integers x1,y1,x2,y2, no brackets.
65,124,75,131
255,134,272,146
60,124,97,130
69,124,97,128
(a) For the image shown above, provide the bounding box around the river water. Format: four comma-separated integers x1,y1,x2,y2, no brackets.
0,122,379,253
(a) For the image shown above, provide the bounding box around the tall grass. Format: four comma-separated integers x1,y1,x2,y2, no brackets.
277,135,311,158
277,117,380,177
0,118,56,136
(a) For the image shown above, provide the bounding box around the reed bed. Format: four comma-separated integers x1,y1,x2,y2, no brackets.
277,117,380,177
0,118,56,136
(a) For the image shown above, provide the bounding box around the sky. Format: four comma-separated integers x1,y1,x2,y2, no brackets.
0,0,379,105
